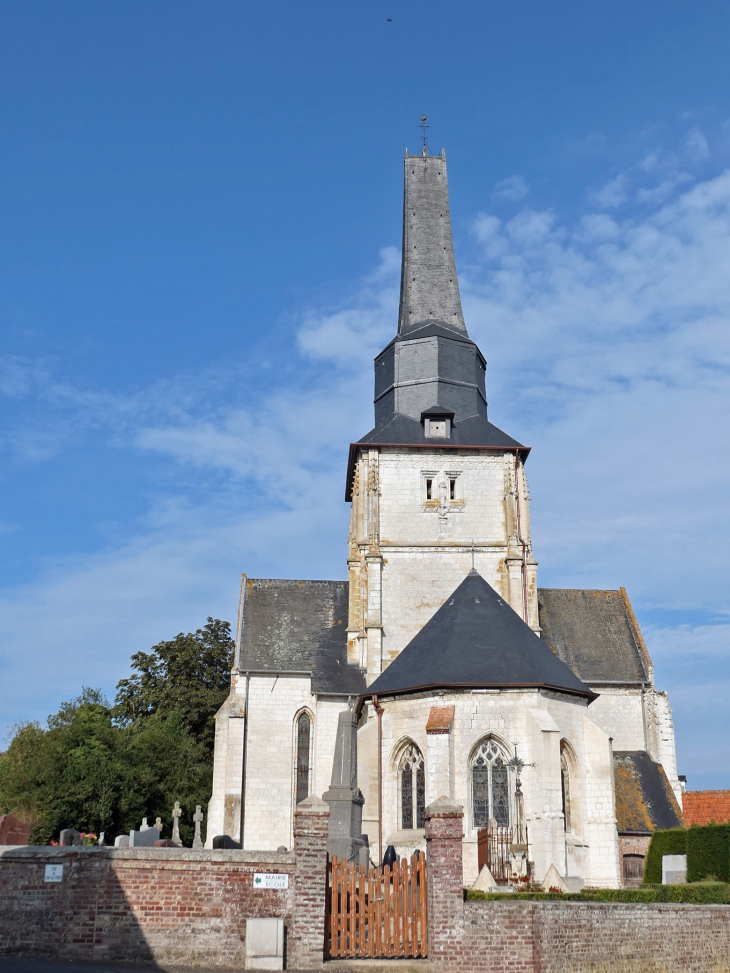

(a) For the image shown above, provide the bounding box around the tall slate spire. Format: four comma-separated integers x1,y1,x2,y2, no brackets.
346,147,527,495
398,149,467,336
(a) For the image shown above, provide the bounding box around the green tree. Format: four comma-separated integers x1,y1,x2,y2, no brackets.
114,617,234,752
0,618,233,844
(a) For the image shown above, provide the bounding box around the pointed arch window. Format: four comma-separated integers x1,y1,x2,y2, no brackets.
560,744,572,833
472,738,510,829
296,712,312,806
399,744,425,830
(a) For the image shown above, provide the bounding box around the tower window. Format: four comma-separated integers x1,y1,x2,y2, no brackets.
426,479,432,500
450,479,456,500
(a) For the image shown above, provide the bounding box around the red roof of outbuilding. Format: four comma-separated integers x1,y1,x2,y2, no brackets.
683,790,730,827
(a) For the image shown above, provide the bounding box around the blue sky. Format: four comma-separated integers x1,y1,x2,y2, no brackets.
1,0,730,788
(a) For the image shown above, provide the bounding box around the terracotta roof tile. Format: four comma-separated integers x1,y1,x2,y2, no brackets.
426,705,455,734
683,790,730,826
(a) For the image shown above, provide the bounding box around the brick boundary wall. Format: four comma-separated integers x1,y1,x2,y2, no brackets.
0,797,329,970
0,846,295,968
425,798,730,973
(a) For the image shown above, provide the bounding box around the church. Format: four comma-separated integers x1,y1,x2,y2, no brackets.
207,146,683,889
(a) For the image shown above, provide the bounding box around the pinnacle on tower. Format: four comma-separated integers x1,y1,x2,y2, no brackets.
398,149,467,336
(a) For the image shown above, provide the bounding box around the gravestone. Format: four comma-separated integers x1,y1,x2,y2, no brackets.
172,801,182,845
0,814,30,845
155,817,162,832
212,834,241,849
59,829,82,847
98,832,105,847
662,854,687,884
129,823,161,847
114,835,130,848
192,805,204,850
323,707,368,865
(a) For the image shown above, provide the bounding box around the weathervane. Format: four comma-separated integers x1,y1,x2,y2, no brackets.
419,114,430,154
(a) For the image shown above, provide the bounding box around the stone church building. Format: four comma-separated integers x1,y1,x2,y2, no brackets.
207,147,683,888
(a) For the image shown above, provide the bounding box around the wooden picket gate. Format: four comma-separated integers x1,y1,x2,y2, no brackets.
325,854,428,959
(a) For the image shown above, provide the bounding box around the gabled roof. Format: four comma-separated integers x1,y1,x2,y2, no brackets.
237,578,366,696
682,790,730,826
538,588,652,685
613,751,683,833
366,571,596,701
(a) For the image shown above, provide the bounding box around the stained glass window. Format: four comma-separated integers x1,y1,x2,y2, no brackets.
399,744,425,830
296,712,311,805
402,761,414,829
471,738,511,829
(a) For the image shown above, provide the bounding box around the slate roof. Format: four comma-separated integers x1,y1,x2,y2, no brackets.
356,412,525,450
366,571,596,701
235,578,654,701
237,578,366,696
538,588,651,685
346,412,526,501
613,751,684,833
682,790,730,826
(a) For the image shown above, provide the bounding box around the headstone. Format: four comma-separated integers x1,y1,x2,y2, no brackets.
98,832,105,847
129,826,161,847
114,835,130,848
471,864,499,892
213,835,241,849
662,854,687,885
541,863,569,893
245,917,284,971
322,708,368,863
155,817,163,832
140,817,150,830
154,839,179,847
382,845,397,868
172,801,182,845
192,805,204,850
59,829,82,847
0,814,30,845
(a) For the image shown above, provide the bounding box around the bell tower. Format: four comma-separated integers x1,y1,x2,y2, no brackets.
346,149,539,683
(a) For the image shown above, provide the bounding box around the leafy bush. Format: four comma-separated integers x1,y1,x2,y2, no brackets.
465,883,730,904
686,824,730,884
644,827,687,884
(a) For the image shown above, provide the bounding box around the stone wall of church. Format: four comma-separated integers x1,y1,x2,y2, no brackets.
357,687,619,887
583,688,646,751
207,674,350,851
348,446,539,682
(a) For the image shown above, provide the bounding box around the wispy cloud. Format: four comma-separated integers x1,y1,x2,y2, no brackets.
493,175,529,202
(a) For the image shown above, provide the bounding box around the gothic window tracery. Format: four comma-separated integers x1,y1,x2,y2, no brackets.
399,743,425,830
471,738,510,829
295,712,312,806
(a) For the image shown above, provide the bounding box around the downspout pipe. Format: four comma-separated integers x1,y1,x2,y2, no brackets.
239,671,251,849
371,694,384,866
514,451,529,625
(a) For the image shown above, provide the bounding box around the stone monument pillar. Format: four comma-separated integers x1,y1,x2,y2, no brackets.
322,707,368,864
